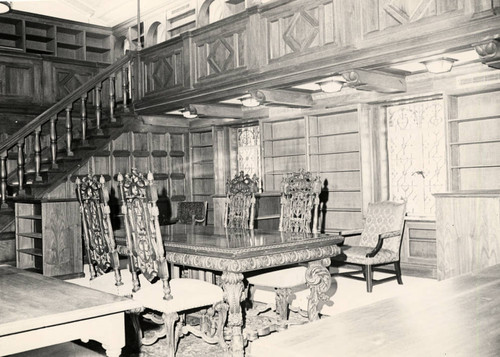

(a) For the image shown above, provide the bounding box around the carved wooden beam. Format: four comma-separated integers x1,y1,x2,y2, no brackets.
190,104,244,118
341,70,406,93
257,89,313,107
474,38,500,69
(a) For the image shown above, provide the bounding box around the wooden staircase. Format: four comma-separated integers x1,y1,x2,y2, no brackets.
0,52,137,264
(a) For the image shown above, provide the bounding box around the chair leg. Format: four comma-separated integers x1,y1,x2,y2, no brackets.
395,262,403,285
275,288,292,321
365,265,373,293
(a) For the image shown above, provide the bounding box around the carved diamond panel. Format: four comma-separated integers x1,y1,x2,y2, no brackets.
56,70,93,100
267,1,335,61
208,38,234,74
363,0,463,34
144,49,183,95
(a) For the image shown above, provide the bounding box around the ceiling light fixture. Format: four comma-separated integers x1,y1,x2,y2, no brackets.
240,90,265,108
317,79,345,93
181,106,197,119
421,57,457,74
0,2,11,14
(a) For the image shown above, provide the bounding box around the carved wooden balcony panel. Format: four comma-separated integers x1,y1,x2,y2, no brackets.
143,46,184,96
194,22,247,82
264,0,338,62
363,0,465,36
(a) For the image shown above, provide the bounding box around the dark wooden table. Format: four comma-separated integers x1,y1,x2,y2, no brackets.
160,225,343,357
0,265,140,357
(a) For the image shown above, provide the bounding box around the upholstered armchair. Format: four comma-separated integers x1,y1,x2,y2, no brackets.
332,200,407,292
224,171,259,229
247,170,322,321
118,169,227,353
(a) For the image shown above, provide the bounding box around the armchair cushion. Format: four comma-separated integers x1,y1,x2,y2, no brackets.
177,201,207,225
338,246,399,265
132,277,224,314
247,266,307,288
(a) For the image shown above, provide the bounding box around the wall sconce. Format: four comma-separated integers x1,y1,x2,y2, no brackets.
421,57,457,74
181,106,197,119
0,2,11,14
241,90,265,108
317,79,345,93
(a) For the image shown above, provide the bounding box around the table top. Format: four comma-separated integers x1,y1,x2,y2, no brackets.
160,226,343,273
0,265,140,336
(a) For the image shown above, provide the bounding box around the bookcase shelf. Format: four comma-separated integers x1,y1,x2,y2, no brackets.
15,199,82,277
0,12,113,63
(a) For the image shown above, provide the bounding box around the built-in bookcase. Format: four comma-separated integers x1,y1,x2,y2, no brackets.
0,13,113,63
261,117,307,191
190,129,215,224
309,110,363,231
446,90,500,191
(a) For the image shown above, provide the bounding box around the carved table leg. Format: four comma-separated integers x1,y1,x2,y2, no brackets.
221,271,245,357
305,258,332,322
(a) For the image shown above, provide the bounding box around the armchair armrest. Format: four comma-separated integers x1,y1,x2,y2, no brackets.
366,230,403,258
339,228,363,237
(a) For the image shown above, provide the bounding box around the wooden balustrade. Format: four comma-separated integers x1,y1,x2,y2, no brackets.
0,54,134,204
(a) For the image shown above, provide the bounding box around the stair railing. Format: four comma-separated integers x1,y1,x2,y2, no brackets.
0,53,134,209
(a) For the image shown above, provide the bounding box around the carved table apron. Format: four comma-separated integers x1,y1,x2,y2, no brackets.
160,226,343,357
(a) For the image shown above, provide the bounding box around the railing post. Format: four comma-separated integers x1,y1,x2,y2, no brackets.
109,74,116,122
34,127,42,182
17,139,25,196
81,94,88,146
0,152,7,209
122,65,129,112
65,105,74,156
95,82,103,136
50,116,58,169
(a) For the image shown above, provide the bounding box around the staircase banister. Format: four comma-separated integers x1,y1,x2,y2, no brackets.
0,53,135,155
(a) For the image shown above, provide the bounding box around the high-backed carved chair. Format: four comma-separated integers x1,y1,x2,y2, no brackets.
171,201,209,281
247,170,322,321
224,171,258,229
332,200,407,292
69,175,131,295
118,169,227,353
175,201,208,226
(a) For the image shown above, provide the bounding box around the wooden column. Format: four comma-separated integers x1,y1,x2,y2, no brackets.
16,139,25,195
122,66,129,111
65,105,74,156
80,94,88,146
95,83,103,136
109,74,116,122
0,152,7,209
50,116,58,169
34,127,42,182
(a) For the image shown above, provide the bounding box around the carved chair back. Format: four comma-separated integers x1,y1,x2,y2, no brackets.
75,175,122,285
225,171,259,229
279,170,322,233
359,201,407,260
177,201,208,225
118,169,171,300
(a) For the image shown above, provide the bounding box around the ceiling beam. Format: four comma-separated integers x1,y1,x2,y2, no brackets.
341,70,406,93
190,104,244,118
258,89,313,107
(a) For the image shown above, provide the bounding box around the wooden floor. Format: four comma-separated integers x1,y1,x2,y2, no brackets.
250,264,500,357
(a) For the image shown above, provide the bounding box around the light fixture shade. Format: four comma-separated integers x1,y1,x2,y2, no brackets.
317,79,344,93
240,90,265,108
421,57,457,74
182,106,197,119
0,2,11,14
241,97,261,107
